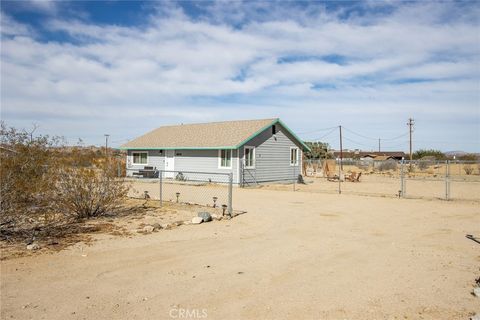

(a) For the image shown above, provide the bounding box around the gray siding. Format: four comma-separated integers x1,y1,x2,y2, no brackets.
238,124,303,184
174,149,239,183
126,149,164,177
126,149,239,183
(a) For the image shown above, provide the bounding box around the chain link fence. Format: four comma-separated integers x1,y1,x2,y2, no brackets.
299,159,480,201
158,170,233,215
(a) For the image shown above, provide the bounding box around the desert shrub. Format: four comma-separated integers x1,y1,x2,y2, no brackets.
458,154,479,161
356,162,370,171
55,165,130,220
417,161,429,171
464,165,474,175
377,160,397,171
0,123,63,229
1,123,130,240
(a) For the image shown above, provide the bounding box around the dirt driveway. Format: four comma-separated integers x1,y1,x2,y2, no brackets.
1,185,479,320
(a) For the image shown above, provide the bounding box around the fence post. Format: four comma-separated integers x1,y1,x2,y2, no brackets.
338,158,341,194
159,170,163,207
445,160,450,200
228,172,233,216
400,159,405,198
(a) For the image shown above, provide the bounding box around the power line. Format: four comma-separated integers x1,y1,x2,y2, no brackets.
382,132,409,141
342,127,378,140
310,127,338,141
299,126,339,135
343,126,409,141
342,135,376,149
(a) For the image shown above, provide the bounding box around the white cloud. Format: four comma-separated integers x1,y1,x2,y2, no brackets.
1,1,479,151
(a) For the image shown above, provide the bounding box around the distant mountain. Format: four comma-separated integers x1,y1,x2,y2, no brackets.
445,151,468,156
445,151,480,158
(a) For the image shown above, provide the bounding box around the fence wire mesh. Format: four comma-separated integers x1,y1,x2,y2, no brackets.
158,170,233,215
300,159,480,201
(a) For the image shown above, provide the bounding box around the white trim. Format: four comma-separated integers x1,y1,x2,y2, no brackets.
244,145,255,169
132,151,148,165
290,147,299,166
218,149,232,169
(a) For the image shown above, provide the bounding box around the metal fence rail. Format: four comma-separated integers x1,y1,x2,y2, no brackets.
301,159,480,201
158,170,233,215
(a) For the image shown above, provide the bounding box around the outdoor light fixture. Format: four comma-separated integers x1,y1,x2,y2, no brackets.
213,196,218,208
176,192,180,203
222,204,228,216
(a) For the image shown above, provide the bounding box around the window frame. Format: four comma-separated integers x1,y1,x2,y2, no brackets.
244,146,255,169
290,147,299,166
132,151,148,165
218,149,232,169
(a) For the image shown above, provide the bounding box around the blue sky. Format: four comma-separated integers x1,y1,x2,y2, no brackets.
1,0,479,152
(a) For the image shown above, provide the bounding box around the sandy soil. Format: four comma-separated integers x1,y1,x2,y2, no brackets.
1,182,479,320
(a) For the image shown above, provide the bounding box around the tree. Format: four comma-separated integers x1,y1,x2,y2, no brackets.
304,141,331,159
412,149,446,160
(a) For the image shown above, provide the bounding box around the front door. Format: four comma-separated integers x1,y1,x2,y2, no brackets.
165,150,175,178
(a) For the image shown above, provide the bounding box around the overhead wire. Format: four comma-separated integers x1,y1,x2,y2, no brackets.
310,127,338,141
298,126,339,135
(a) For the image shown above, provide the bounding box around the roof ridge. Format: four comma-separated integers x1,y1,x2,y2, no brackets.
157,118,278,128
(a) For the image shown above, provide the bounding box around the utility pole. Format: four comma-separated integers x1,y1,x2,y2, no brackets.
378,138,381,152
104,134,110,158
407,118,414,169
339,125,343,171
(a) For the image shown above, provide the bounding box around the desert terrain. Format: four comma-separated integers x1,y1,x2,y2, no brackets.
1,180,479,320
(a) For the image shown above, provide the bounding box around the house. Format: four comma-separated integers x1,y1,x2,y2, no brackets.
120,118,310,185
361,154,396,161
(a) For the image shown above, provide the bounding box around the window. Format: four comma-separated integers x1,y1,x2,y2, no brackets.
290,147,299,166
244,146,255,168
272,124,276,135
132,152,148,165
219,149,232,168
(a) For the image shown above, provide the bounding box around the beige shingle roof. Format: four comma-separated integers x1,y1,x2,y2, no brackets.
121,118,279,149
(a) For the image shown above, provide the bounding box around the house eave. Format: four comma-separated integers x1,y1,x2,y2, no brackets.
119,146,237,150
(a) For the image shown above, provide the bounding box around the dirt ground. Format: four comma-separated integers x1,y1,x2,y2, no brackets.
1,180,479,320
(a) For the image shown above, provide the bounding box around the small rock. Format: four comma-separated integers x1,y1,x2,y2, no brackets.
473,286,480,297
143,226,154,233
470,314,480,320
152,223,162,231
211,213,222,221
26,243,40,251
191,217,203,224
198,212,212,222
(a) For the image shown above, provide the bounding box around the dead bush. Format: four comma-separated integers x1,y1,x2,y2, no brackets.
417,161,429,171
55,165,130,220
377,160,397,171
464,165,474,175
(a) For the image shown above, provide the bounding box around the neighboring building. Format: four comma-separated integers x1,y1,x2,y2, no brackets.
120,118,310,185
331,151,406,161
